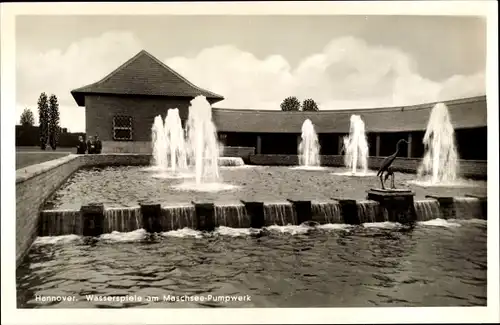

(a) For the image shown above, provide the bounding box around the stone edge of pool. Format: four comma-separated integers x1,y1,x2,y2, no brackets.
15,153,488,269
15,154,152,268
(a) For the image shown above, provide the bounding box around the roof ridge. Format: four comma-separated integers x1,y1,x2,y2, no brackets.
212,95,486,113
142,50,223,99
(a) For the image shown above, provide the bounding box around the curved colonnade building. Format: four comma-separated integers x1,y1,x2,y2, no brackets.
71,50,487,165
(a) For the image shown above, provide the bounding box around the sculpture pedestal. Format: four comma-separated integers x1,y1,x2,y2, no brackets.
367,188,416,224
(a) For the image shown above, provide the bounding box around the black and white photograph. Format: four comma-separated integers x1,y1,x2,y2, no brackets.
1,1,499,324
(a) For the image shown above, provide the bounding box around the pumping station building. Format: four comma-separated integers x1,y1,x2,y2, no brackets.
72,50,488,165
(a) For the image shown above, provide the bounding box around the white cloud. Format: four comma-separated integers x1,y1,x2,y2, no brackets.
16,33,485,133
16,31,144,132
165,36,485,110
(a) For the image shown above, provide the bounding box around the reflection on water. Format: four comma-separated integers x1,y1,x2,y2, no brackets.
17,221,486,308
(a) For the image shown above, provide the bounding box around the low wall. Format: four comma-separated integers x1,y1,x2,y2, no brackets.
249,155,487,179
39,195,487,236
102,141,152,154
222,146,255,162
15,153,152,268
102,142,256,159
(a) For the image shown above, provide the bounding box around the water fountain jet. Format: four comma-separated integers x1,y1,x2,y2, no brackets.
417,103,458,184
172,96,238,192
295,119,323,170
186,96,220,184
409,103,476,187
151,115,168,171
164,108,188,173
333,115,374,176
150,110,192,179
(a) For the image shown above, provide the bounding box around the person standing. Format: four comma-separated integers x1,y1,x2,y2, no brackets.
76,136,87,154
94,134,102,154
87,136,95,154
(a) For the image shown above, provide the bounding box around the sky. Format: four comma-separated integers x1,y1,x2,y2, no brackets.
16,15,486,132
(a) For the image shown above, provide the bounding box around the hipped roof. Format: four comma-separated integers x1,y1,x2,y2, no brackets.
71,50,224,106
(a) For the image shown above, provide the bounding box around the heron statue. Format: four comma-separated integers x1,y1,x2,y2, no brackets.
377,139,409,189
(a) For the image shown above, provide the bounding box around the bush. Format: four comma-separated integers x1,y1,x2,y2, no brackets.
280,96,301,111
302,98,319,111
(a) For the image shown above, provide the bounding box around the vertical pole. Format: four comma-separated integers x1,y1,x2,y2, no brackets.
375,134,381,157
334,199,360,225
288,200,312,225
81,203,105,237
242,201,265,229
256,135,262,154
338,135,343,155
193,202,215,232
407,132,413,158
140,203,162,233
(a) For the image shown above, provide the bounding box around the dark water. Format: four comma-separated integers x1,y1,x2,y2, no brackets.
17,221,487,308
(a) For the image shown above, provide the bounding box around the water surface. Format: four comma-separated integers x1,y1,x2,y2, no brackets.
17,220,487,308
45,166,487,209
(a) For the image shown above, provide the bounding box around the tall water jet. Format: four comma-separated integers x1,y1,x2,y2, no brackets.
298,119,321,168
151,115,168,170
417,103,459,184
164,108,188,173
185,96,221,184
343,115,369,175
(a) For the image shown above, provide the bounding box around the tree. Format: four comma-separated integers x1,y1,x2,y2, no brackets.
48,94,60,150
280,96,301,111
301,98,319,112
20,108,35,126
38,92,49,150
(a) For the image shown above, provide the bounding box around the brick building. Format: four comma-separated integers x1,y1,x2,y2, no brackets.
71,50,224,153
72,50,487,160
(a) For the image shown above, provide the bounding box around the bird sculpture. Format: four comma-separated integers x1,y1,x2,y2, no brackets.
377,139,409,190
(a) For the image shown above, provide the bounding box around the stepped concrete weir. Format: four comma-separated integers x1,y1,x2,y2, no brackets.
426,195,486,220
161,203,196,230
413,198,442,221
37,195,487,237
356,200,384,223
311,200,342,224
466,195,487,219
425,195,455,219
264,201,297,226
367,189,416,224
39,209,82,236
104,206,142,233
214,201,250,228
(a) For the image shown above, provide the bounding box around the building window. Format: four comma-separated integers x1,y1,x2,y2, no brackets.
113,116,133,141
